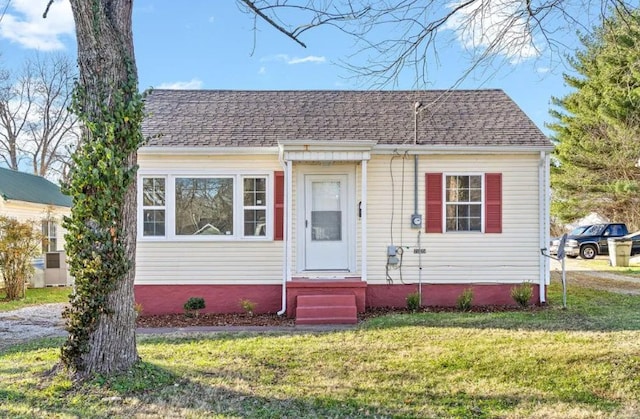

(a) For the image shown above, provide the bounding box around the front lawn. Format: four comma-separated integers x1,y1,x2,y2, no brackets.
0,287,71,312
562,256,640,276
1,280,639,418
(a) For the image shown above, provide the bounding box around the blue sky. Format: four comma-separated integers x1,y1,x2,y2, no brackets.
0,0,580,134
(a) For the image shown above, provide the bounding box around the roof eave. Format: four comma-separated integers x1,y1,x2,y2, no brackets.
278,140,378,152
139,143,554,156
3,198,71,209
372,144,555,154
139,146,280,155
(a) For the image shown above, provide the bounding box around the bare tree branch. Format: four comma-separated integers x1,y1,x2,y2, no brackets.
43,0,55,19
241,0,638,88
239,0,308,47
0,54,78,179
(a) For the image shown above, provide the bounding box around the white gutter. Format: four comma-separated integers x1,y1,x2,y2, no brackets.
139,144,554,156
538,150,549,303
372,145,555,155
277,146,290,316
139,146,279,155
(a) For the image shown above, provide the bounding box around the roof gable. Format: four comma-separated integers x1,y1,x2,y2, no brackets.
0,167,72,208
141,89,551,149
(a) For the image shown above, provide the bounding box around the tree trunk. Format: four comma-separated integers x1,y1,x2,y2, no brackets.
64,0,139,377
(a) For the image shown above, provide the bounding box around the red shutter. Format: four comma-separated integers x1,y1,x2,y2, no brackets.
425,173,443,233
274,171,285,240
485,173,502,234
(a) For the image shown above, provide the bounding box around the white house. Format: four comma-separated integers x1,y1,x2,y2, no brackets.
0,167,72,287
135,90,553,323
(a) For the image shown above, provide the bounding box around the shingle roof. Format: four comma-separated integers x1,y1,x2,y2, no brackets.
141,90,551,148
0,167,71,207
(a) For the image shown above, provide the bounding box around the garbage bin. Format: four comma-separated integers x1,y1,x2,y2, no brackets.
608,238,632,267
29,258,45,288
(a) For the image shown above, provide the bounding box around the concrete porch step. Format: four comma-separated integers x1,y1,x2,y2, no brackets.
295,294,358,325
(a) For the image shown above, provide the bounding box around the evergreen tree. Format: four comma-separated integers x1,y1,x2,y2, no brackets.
549,11,640,230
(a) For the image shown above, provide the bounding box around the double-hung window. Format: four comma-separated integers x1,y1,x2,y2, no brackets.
445,175,482,232
142,177,166,237
140,173,272,240
243,177,267,237
41,219,57,252
426,172,502,234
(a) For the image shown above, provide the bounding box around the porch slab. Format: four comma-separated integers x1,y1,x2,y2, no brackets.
286,279,366,317
295,294,358,325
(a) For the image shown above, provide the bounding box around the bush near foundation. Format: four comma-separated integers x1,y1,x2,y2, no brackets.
0,217,42,301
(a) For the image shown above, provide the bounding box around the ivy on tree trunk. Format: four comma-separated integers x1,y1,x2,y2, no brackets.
61,0,142,378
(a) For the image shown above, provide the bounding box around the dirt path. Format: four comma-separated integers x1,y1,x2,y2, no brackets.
550,256,640,295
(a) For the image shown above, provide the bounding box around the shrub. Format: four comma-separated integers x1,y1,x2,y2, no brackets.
456,288,474,311
0,217,42,300
183,297,205,317
240,299,257,316
134,302,143,317
406,292,421,311
511,282,533,308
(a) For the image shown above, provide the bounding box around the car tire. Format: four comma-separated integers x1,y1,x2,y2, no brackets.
580,244,597,260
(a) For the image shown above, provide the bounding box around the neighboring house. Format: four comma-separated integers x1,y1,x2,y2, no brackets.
565,212,609,231
0,167,72,287
136,90,554,322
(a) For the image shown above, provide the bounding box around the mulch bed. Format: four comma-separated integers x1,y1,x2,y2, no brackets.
136,305,538,328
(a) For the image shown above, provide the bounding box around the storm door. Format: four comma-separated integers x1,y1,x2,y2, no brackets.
303,174,349,270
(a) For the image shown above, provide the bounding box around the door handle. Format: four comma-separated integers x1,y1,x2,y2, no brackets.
305,220,308,228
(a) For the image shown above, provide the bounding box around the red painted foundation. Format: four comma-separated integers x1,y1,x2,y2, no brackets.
366,283,542,308
135,284,282,316
135,282,543,316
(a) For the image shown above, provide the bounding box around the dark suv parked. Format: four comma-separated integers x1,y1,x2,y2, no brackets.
564,223,628,259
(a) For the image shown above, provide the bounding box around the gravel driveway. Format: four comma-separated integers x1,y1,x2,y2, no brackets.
0,303,66,351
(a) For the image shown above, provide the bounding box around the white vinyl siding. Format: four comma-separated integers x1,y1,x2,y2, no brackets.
365,153,541,285
135,152,543,286
135,154,284,284
0,201,69,254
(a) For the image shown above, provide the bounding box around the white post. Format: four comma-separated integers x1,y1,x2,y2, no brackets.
361,159,368,282
561,256,567,309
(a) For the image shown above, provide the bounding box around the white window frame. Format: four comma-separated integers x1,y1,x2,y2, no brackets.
241,175,268,238
443,173,484,233
141,176,167,238
138,171,273,242
41,219,58,252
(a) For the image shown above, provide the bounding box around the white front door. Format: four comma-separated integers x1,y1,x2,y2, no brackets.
304,174,349,271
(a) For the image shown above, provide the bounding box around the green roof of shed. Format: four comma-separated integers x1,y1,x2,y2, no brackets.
0,167,72,208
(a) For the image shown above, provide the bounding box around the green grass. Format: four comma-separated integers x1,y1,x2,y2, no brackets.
0,287,71,312
580,259,640,276
566,257,640,276
1,281,639,418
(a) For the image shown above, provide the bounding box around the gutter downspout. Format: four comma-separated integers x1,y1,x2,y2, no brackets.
277,147,289,316
538,150,548,304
